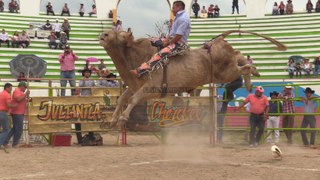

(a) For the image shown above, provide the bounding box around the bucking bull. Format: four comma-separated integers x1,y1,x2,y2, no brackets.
99,30,286,127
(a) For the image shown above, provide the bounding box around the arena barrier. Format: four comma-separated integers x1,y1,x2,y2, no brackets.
217,82,320,144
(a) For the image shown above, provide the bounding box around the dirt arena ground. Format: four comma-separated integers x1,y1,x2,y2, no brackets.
0,131,320,180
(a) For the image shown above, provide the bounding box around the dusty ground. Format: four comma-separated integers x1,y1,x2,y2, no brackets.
0,131,320,180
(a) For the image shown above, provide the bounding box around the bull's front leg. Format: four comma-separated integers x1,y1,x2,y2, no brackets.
105,89,133,128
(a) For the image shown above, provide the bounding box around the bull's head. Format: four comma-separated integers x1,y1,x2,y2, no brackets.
99,30,134,50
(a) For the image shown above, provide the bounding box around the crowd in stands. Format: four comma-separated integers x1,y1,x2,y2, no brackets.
287,56,319,78
192,0,220,18
46,2,96,17
0,29,30,48
272,0,293,15
0,0,19,13
306,0,320,13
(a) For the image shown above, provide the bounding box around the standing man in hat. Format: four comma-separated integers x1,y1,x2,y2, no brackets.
192,0,200,18
236,86,269,147
0,83,17,150
299,87,317,147
4,81,29,148
59,46,78,96
266,91,282,144
278,84,295,144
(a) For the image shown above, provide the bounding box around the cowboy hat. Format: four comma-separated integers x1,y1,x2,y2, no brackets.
285,84,293,89
304,87,315,94
270,91,279,97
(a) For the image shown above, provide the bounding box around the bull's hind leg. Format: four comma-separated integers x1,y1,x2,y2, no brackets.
117,86,156,128
106,89,133,128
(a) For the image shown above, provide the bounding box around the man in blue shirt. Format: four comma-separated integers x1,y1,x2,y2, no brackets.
130,0,191,77
266,91,282,144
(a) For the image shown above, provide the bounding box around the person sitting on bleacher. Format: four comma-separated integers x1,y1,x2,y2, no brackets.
303,58,312,76
61,18,71,40
59,32,68,49
213,5,220,17
0,29,10,48
272,2,279,15
295,61,302,77
19,30,30,48
61,3,70,16
48,31,57,49
52,19,61,38
46,2,55,16
207,4,214,18
200,6,208,18
306,0,313,13
287,58,295,78
42,20,52,31
0,0,4,12
11,31,19,48
9,0,15,13
316,0,320,12
88,4,96,17
313,56,320,76
286,0,293,14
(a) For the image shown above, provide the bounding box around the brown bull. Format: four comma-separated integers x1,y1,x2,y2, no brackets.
99,30,286,127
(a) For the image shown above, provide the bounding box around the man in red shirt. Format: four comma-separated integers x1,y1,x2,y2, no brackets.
0,83,17,150
236,86,269,147
4,81,29,148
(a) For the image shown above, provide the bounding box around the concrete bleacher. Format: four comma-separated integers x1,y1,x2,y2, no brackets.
189,13,320,79
0,12,319,80
0,12,113,79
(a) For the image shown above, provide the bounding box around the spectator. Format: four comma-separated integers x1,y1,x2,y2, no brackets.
299,87,317,148
59,46,78,96
278,85,295,144
89,4,96,17
295,61,302,77
232,0,239,14
316,0,320,12
108,10,113,18
9,0,15,13
208,4,214,18
287,58,295,78
0,29,10,48
97,69,119,87
4,81,29,148
77,69,95,144
200,5,207,18
59,32,68,49
303,58,312,76
48,31,58,49
79,69,95,96
46,2,55,16
17,72,26,82
0,83,16,150
89,64,98,75
13,0,19,12
52,19,61,38
213,5,220,17
306,0,313,13
98,59,106,70
11,31,19,48
266,91,282,144
42,20,52,31
61,18,71,40
247,55,253,65
0,0,4,12
272,2,279,15
19,30,30,48
192,0,200,18
79,3,84,17
236,86,269,147
279,1,285,15
61,3,70,16
286,0,293,14
313,56,320,76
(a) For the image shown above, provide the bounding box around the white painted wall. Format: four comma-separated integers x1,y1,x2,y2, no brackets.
244,0,267,18
19,0,41,16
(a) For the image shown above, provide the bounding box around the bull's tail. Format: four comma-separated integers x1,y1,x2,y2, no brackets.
218,30,287,51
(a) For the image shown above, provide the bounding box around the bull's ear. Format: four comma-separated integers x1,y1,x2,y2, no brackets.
126,32,133,47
